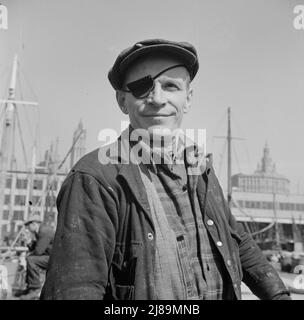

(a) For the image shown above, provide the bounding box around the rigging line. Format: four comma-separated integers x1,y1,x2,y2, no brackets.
231,196,255,221
57,129,85,170
232,113,253,171
15,107,28,169
251,221,275,236
211,110,227,151
232,142,242,174
242,140,253,175
19,63,39,102
217,140,227,182
0,102,6,123
231,196,275,237
0,65,10,96
0,67,11,102
230,197,252,234
35,108,42,162
18,72,35,141
212,108,228,140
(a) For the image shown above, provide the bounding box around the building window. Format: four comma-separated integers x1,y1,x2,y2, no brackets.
13,210,24,221
238,200,244,208
15,195,26,206
4,194,10,205
2,210,9,220
262,202,273,210
5,178,12,188
16,179,28,189
33,179,43,190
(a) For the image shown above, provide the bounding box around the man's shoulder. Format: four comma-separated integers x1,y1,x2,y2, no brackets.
66,140,129,186
38,224,55,237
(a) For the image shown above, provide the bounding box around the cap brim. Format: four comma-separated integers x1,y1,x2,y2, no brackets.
119,44,197,74
24,219,40,225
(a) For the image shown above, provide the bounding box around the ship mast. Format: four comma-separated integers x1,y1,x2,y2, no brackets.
0,55,38,241
214,107,243,207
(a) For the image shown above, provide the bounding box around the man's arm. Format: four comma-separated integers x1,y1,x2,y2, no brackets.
209,168,291,300
40,171,119,300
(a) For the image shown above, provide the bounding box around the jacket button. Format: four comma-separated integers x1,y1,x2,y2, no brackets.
216,241,223,247
206,219,214,226
227,259,232,266
147,233,154,240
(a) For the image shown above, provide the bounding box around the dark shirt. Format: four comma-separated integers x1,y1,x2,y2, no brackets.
30,224,55,256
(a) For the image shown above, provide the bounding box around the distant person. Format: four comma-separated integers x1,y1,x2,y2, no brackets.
17,213,55,300
42,39,290,300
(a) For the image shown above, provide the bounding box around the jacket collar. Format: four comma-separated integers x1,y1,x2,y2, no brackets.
112,126,212,228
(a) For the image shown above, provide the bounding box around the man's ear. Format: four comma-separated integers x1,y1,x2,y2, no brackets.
116,91,129,115
184,87,193,114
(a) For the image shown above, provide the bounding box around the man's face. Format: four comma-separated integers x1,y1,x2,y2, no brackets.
117,54,193,136
27,222,38,233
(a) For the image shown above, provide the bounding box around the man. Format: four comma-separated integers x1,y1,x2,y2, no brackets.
18,213,54,300
41,39,290,300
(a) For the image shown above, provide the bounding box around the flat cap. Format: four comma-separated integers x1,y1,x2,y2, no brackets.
108,39,199,90
24,212,42,226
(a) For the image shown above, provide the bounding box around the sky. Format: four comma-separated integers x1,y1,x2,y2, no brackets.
0,0,304,194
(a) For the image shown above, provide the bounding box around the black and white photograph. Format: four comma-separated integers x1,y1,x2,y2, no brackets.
0,0,304,305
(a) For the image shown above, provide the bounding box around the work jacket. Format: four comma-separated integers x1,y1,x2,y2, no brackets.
41,138,290,300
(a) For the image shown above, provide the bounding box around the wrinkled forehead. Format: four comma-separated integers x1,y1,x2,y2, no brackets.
123,52,190,84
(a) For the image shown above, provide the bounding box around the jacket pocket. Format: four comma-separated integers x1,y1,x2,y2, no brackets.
114,285,135,300
109,241,142,299
176,234,194,298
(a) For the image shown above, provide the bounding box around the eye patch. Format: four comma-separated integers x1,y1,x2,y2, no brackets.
122,64,186,99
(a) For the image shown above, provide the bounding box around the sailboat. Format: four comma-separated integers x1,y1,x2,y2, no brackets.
0,55,86,298
215,108,304,256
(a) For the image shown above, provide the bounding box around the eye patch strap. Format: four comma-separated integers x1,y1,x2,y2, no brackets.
150,64,186,80
122,64,186,93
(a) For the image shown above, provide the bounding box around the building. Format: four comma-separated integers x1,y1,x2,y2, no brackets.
231,143,304,250
1,164,66,241
0,122,86,243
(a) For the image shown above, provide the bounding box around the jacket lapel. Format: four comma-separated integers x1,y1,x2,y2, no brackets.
118,161,155,231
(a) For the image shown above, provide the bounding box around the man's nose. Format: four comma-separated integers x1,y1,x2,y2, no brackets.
148,82,166,107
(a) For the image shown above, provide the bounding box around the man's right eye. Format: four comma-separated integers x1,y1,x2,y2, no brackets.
163,82,179,90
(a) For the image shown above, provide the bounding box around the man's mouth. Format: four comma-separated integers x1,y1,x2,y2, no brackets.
143,114,173,117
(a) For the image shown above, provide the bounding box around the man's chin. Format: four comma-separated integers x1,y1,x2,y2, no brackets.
147,125,175,137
